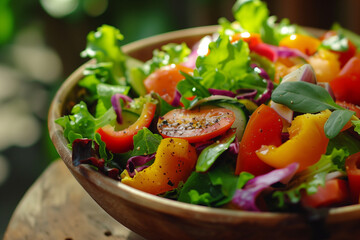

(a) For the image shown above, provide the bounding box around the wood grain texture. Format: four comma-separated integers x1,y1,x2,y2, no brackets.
4,160,145,240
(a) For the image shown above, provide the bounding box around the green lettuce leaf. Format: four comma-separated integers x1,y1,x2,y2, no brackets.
131,127,162,156
81,25,127,85
178,161,253,207
232,0,269,33
261,17,299,45
55,101,116,147
139,42,191,76
196,36,250,91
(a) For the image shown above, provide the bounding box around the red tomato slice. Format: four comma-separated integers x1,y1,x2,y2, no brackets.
235,104,282,176
97,102,156,153
345,152,360,203
330,56,360,106
157,107,235,143
301,179,350,208
143,64,193,104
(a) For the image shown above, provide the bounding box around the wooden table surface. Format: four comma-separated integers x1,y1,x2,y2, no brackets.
4,160,146,240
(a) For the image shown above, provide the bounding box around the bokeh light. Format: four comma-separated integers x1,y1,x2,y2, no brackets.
40,0,79,18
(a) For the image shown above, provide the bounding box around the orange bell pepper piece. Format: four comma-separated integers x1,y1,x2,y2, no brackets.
121,138,197,195
256,110,332,172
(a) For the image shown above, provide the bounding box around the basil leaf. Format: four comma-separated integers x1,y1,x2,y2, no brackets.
271,81,341,113
196,130,236,172
324,109,354,139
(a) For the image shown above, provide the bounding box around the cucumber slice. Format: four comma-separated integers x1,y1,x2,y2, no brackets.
215,101,248,140
126,56,147,96
114,110,140,131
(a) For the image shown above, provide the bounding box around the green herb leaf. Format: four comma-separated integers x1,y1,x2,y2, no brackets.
55,101,116,147
177,72,210,109
132,128,162,156
232,0,269,33
138,43,191,76
271,81,342,113
196,37,250,91
81,25,127,85
324,109,354,139
261,17,298,45
332,23,360,49
178,172,223,206
150,92,178,116
196,130,236,172
97,83,130,109
321,34,349,52
178,161,252,207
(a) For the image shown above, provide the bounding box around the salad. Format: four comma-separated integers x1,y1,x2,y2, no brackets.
56,0,360,213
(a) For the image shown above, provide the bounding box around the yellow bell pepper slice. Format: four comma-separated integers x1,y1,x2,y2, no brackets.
308,49,340,83
121,138,197,195
256,110,331,172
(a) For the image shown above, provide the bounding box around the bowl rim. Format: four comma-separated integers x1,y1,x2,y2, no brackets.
48,25,360,225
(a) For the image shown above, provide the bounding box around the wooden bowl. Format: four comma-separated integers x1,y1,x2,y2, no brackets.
48,25,360,240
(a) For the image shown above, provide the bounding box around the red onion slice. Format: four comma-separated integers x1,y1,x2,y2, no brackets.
111,93,133,124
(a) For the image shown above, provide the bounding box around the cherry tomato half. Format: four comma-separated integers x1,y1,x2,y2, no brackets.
235,104,282,176
301,179,350,208
157,107,235,143
336,100,360,118
330,56,360,106
144,64,193,104
345,151,360,203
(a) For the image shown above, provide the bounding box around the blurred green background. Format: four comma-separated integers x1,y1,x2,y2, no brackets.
1,0,359,237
